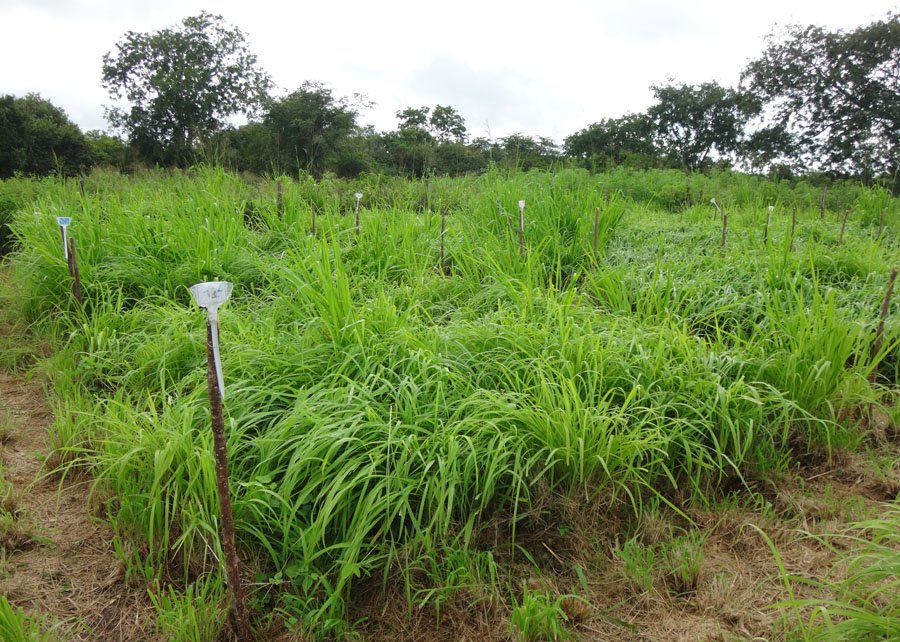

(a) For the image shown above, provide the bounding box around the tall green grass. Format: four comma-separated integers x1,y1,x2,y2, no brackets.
2,166,897,635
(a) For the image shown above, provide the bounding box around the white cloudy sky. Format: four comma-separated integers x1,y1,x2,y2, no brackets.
0,0,896,142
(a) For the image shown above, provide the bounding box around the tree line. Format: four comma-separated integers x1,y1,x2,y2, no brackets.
1,11,897,188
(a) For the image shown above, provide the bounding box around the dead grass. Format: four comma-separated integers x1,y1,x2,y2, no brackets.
0,372,161,641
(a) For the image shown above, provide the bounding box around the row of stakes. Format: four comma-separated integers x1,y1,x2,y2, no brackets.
710,199,889,250
53,188,895,640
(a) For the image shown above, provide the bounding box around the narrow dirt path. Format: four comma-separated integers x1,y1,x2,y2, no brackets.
0,372,157,640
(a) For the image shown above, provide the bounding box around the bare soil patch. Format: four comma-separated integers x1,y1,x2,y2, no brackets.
0,372,159,641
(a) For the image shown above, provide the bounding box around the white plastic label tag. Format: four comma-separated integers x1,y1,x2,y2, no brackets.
189,281,234,399
190,281,233,309
56,217,71,260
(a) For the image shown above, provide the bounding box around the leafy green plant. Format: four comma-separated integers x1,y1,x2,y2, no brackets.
0,596,56,642
149,574,227,642
509,586,578,642
660,532,706,595
615,537,656,594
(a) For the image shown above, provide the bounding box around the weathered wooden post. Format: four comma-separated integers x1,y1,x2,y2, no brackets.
66,237,83,308
354,192,362,235
188,281,251,642
721,210,728,249
870,267,898,384
839,208,850,244
439,207,446,274
789,207,797,252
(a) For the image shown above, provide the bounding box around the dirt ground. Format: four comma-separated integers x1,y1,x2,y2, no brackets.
0,367,897,641
0,372,159,641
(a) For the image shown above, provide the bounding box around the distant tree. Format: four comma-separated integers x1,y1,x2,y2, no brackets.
564,113,658,170
742,13,900,179
102,12,272,166
85,130,133,171
265,82,367,178
385,106,435,176
382,127,433,177
647,82,758,172
429,105,467,143
433,142,486,175
0,94,92,178
395,106,432,133
384,104,476,175
498,133,560,171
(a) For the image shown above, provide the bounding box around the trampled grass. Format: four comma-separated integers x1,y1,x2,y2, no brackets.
0,165,897,638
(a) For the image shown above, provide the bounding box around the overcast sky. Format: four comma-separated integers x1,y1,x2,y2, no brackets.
1,0,896,142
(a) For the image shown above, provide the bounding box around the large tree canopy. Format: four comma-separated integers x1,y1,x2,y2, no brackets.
265,82,366,179
0,94,92,178
742,13,900,178
647,82,758,172
102,12,271,166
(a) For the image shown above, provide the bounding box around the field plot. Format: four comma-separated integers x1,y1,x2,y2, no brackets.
0,167,898,641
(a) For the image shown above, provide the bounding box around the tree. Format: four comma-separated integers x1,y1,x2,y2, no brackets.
85,130,133,172
265,82,366,178
386,107,435,176
429,105,467,143
0,94,92,178
742,14,900,179
498,134,560,171
396,106,432,133
102,12,271,166
564,113,658,170
647,82,758,172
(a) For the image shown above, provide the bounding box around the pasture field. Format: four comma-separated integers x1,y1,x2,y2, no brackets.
0,166,898,641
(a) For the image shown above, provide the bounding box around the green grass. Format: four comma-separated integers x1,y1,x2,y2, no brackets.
1,165,897,637
0,596,56,642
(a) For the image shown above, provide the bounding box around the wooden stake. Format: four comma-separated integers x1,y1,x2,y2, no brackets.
276,179,283,215
839,208,850,244
439,207,446,273
763,209,771,245
870,267,898,383
789,207,797,252
66,237,83,308
721,210,728,249
592,206,600,260
78,178,85,199
820,186,827,221
425,177,431,212
204,319,252,641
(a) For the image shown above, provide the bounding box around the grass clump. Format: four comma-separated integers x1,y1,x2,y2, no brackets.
0,596,56,642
